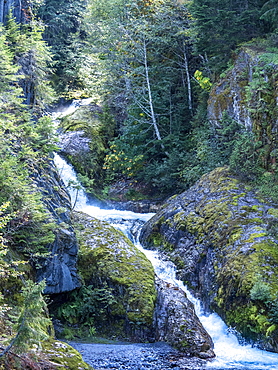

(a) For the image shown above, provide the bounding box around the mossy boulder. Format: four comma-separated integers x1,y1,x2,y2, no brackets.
42,339,93,369
140,166,278,351
58,103,114,189
0,339,93,370
72,211,156,340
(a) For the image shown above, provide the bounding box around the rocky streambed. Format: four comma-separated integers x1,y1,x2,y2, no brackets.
69,341,212,370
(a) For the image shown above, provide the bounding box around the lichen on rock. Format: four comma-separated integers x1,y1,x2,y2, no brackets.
140,166,278,351
42,339,93,369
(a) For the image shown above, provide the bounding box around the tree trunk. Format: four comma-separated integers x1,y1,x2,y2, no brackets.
182,42,193,114
0,0,4,23
143,38,163,143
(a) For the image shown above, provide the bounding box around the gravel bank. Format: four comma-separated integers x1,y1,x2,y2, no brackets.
69,342,211,370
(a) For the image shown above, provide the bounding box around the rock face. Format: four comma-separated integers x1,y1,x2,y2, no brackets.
58,103,107,187
154,277,214,359
74,212,156,340
207,46,278,169
140,167,278,351
58,130,91,155
32,158,80,294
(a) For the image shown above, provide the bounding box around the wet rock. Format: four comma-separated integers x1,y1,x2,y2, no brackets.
58,130,91,155
153,277,215,359
106,199,160,213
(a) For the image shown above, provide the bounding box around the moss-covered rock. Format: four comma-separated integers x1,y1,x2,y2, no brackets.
207,46,278,174
58,103,114,190
140,167,278,351
42,339,93,369
65,212,156,340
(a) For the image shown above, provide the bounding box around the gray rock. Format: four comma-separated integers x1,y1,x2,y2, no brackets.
58,130,91,156
140,167,278,350
153,277,215,359
32,158,80,294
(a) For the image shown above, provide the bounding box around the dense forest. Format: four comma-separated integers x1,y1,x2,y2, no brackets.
0,0,278,368
41,0,278,199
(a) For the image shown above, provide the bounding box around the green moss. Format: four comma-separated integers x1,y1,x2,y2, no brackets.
147,232,174,252
145,167,278,345
43,340,93,369
268,208,278,218
75,213,156,330
244,231,268,243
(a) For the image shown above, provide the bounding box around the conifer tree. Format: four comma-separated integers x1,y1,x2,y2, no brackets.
190,0,268,73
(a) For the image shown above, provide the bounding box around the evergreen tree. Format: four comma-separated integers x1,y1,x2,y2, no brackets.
261,0,278,30
37,0,87,94
4,14,55,113
190,0,268,73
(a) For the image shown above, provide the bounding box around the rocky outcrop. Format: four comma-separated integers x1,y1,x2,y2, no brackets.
207,48,253,130
31,158,80,294
154,277,214,359
58,103,107,187
58,130,91,155
207,46,278,170
73,212,156,340
207,47,278,130
140,167,278,351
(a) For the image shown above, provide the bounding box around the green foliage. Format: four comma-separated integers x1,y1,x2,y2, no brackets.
229,131,262,180
194,70,212,91
10,280,51,353
0,25,58,266
190,0,269,74
84,0,198,193
250,281,272,303
56,285,116,338
5,14,55,112
104,142,145,180
261,0,278,31
38,0,87,94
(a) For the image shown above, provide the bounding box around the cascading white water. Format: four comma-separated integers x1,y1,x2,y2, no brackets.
53,151,278,370
52,98,94,121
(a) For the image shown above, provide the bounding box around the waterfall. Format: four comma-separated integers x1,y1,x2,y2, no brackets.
53,152,278,370
52,98,94,121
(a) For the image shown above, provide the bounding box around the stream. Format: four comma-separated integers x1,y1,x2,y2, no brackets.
53,101,278,369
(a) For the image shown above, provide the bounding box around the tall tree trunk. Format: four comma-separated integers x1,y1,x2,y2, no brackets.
143,38,163,143
0,1,4,23
182,41,193,114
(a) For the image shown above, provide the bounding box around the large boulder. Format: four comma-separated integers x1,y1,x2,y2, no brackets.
73,212,156,340
154,277,214,359
72,212,214,358
140,166,278,351
57,103,109,188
